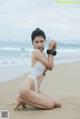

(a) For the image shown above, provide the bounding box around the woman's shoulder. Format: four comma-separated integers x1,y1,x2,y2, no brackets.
32,49,43,60
31,49,40,64
32,49,41,55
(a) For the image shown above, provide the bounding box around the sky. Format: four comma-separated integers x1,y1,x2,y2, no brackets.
0,0,80,44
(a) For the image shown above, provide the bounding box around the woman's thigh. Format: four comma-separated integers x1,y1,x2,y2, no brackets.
18,78,35,95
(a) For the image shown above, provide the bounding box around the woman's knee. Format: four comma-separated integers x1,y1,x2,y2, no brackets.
53,97,62,108
45,100,54,110
56,100,62,107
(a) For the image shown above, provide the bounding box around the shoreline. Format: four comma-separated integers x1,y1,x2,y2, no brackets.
0,60,80,83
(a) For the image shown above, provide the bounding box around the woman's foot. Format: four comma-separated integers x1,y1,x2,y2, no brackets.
14,101,23,111
14,95,27,111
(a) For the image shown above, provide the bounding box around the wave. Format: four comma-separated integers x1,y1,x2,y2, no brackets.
0,47,33,52
0,48,80,67
0,57,31,67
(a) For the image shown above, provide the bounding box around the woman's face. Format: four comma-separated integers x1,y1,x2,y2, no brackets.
33,36,45,51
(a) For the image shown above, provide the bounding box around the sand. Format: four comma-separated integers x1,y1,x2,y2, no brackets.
0,62,80,119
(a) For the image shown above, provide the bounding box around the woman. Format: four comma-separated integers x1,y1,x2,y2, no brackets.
15,28,62,110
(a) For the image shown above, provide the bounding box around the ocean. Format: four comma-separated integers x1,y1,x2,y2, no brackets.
0,41,80,83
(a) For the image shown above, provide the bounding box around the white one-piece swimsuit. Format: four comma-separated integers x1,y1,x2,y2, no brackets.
27,61,46,91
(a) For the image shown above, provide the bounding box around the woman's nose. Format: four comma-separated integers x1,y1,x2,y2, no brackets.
38,43,42,47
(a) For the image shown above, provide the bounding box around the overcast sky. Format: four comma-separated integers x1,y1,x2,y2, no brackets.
0,0,80,43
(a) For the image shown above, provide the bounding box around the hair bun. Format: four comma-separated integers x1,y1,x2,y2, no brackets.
35,28,40,31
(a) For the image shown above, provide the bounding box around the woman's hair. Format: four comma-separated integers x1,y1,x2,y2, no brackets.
31,28,46,42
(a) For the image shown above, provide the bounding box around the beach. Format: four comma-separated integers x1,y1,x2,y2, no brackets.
0,0,80,118
0,61,80,119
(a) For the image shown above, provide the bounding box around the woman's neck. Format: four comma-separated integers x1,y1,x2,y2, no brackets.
34,47,44,52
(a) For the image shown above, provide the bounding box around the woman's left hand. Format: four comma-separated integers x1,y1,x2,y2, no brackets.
49,40,56,49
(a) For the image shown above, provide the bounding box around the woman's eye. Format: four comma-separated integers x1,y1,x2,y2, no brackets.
35,41,38,43
40,41,44,43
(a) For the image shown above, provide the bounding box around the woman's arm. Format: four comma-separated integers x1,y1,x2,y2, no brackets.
33,40,56,70
33,50,54,70
37,74,45,91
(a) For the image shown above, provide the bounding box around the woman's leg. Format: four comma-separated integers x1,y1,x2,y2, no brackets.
20,95,51,109
15,91,61,111
15,78,54,110
15,78,53,110
15,94,47,110
14,94,27,111
38,90,62,108
19,88,54,110
14,78,32,111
